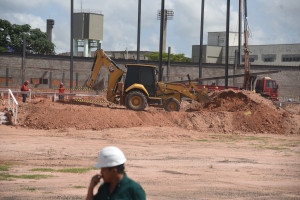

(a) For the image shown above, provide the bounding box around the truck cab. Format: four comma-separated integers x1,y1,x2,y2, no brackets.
255,77,279,101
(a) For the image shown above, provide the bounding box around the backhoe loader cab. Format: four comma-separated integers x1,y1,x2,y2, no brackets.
122,64,161,111
124,64,157,97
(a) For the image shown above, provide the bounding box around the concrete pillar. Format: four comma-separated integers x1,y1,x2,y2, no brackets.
88,40,91,57
46,19,54,42
49,72,53,89
76,72,79,87
97,40,102,50
163,10,167,53
84,39,89,57
6,68,9,86
73,39,78,56
62,72,65,86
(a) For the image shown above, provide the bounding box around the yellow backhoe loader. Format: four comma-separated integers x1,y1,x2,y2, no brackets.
86,49,210,111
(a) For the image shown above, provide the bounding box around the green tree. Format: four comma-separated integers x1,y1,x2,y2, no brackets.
145,52,192,63
0,19,55,54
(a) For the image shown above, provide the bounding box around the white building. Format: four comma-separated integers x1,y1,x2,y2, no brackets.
207,32,239,47
192,32,300,66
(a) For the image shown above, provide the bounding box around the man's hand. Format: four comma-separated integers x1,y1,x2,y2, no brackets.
90,174,102,187
86,174,102,200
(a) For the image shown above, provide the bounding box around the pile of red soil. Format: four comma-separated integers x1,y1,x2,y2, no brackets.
17,100,185,130
187,90,300,134
16,90,300,134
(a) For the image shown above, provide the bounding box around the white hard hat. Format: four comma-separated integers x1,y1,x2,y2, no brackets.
95,146,127,168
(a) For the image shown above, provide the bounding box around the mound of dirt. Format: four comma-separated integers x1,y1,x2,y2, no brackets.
17,100,186,130
15,90,299,134
284,103,300,115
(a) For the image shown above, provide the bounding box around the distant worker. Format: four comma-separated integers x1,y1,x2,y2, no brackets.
21,80,30,103
86,146,146,200
58,82,65,100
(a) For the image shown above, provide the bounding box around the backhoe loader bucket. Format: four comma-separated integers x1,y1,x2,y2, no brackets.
196,88,211,103
91,78,105,91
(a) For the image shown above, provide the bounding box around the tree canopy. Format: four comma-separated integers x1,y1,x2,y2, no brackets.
0,19,55,54
145,52,192,63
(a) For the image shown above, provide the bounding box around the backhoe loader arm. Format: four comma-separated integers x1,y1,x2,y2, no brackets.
86,49,124,103
157,82,208,101
157,74,210,103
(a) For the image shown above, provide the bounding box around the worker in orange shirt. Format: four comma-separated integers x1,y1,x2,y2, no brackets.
59,82,65,100
21,81,30,103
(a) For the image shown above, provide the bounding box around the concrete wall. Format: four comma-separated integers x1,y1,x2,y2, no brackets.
0,53,299,101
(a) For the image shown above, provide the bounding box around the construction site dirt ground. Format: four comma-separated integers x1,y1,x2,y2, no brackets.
0,90,300,199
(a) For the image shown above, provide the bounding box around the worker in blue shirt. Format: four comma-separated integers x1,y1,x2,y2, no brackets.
86,146,146,200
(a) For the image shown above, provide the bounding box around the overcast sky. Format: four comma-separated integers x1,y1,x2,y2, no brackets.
0,0,299,57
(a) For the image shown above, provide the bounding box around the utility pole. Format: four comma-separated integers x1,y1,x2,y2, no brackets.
70,0,74,89
243,0,250,90
137,0,141,64
238,0,242,66
199,0,205,84
225,0,230,89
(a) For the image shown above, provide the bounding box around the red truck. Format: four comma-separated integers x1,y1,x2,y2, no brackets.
255,77,279,101
191,77,278,101
184,75,278,101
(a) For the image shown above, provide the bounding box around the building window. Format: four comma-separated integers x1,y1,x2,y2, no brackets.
282,54,300,62
262,54,276,62
264,58,273,62
242,55,258,63
40,78,48,84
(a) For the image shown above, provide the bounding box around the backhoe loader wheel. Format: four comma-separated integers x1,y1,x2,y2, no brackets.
164,98,180,112
125,91,147,111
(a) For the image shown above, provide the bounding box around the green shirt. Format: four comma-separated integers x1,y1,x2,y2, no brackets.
94,173,146,200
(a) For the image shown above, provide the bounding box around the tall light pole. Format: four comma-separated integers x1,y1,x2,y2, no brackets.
137,0,141,64
70,0,74,89
158,6,174,82
225,0,230,89
158,0,165,82
199,0,205,83
157,9,174,53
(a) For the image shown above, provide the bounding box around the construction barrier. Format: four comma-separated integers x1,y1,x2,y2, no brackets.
72,98,110,104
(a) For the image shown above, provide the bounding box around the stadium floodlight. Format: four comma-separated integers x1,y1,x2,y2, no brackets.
157,9,174,53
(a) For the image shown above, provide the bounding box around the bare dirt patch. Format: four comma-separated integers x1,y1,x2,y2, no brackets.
0,126,299,200
1,90,300,199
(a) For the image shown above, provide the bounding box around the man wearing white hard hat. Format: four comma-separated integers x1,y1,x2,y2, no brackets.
86,146,146,200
